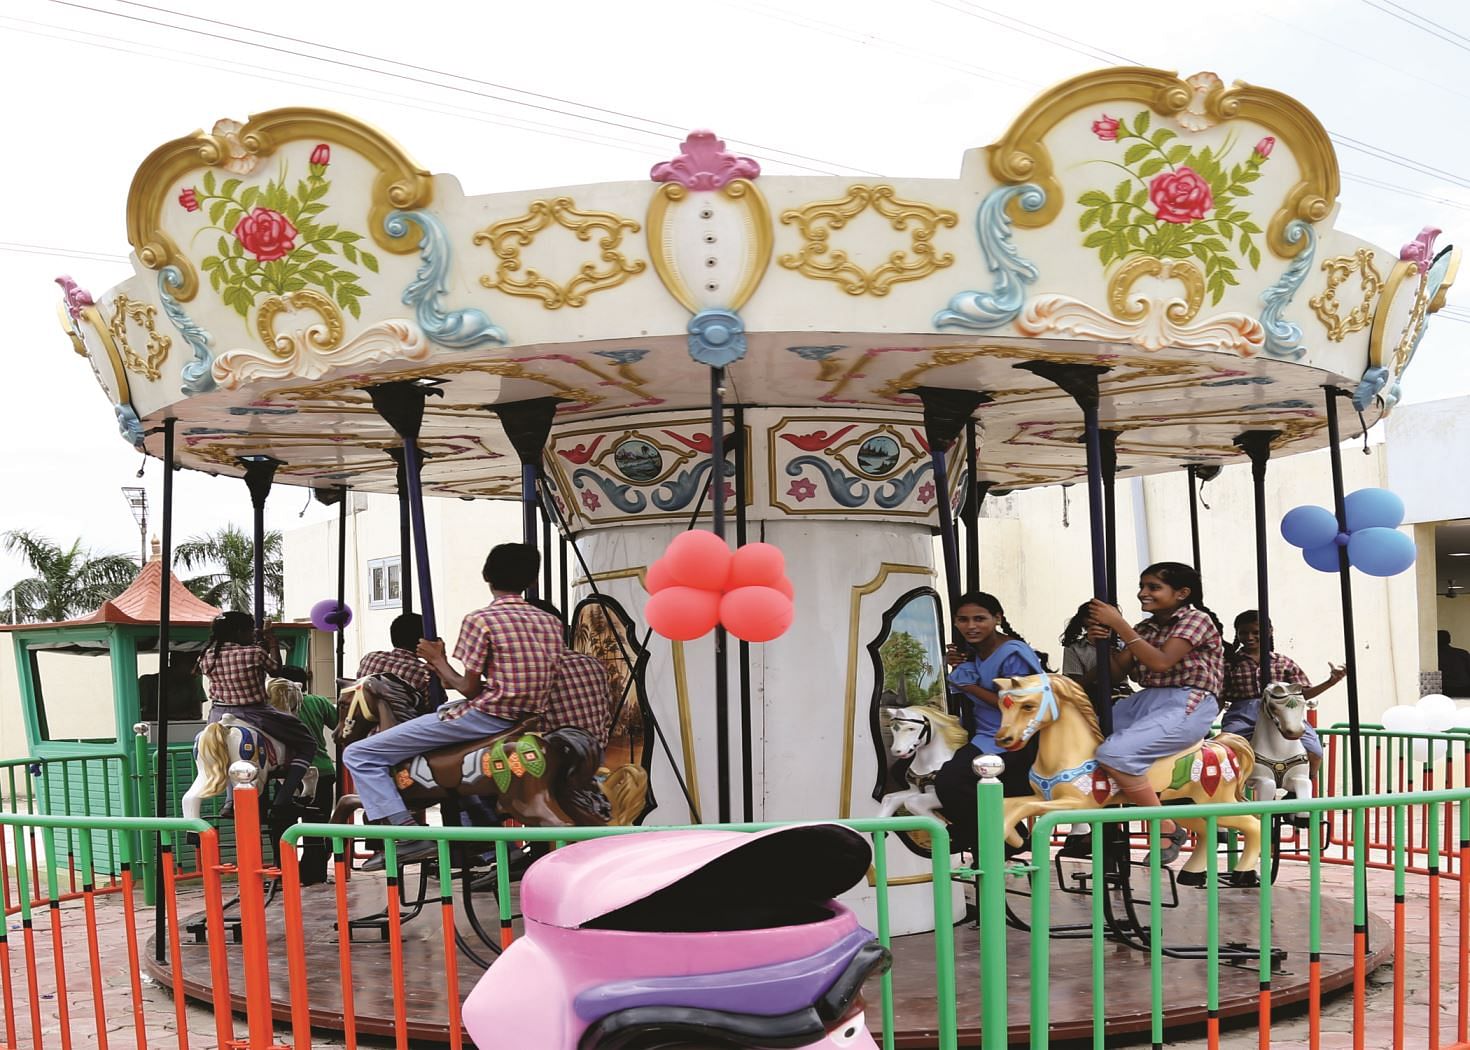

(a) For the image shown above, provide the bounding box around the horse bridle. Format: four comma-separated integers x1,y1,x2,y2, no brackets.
888,715,932,755
1262,685,1315,738
997,673,1060,744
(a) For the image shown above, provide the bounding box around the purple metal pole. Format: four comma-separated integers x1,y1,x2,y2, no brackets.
400,436,438,641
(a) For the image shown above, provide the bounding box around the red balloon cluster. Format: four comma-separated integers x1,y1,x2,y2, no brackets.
643,533,795,643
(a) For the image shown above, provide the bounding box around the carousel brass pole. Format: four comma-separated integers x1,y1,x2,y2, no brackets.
1324,388,1365,797
1235,432,1282,697
710,367,731,823
152,417,175,963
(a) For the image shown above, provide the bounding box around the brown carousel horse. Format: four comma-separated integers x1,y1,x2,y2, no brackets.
332,675,610,827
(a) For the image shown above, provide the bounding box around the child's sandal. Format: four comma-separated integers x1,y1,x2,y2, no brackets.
1157,825,1189,865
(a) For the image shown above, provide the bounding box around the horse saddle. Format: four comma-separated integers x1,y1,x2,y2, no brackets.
217,717,280,770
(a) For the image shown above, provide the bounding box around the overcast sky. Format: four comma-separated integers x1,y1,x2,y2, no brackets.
1,0,1465,594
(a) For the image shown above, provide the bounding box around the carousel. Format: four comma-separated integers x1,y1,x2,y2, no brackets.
56,64,1455,1044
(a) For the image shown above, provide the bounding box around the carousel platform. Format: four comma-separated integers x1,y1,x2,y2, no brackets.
145,863,1390,1047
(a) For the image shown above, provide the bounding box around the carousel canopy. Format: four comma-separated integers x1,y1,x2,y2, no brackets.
60,67,1456,529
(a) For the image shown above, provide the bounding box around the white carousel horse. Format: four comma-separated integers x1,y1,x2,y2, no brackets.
180,677,319,820
874,706,969,819
1246,681,1316,806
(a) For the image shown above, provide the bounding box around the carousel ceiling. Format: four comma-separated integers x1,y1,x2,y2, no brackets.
58,67,1457,512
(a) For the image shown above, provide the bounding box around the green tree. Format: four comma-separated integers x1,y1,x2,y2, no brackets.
175,525,283,616
880,631,933,704
2,531,138,623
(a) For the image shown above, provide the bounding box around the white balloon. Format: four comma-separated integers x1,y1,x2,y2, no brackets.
1382,705,1423,733
1417,694,1459,732
1453,707,1470,732
1412,736,1450,765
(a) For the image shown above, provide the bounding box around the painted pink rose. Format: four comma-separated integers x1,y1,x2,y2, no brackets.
233,207,299,262
310,143,331,168
178,188,199,212
1091,113,1121,141
1253,136,1275,159
1148,166,1213,224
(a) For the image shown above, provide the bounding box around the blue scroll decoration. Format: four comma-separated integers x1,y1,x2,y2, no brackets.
933,183,1045,331
874,461,935,509
593,348,649,366
787,345,844,361
786,456,869,508
1355,246,1456,412
652,459,736,512
159,265,217,394
387,210,507,350
1257,220,1315,361
688,308,747,367
1200,376,1274,388
115,404,145,449
572,469,646,514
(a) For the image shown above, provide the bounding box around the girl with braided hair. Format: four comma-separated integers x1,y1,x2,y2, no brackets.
932,591,1044,853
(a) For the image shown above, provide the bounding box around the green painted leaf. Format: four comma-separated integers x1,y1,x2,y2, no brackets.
342,243,358,263
1190,242,1211,262
1200,237,1228,254
209,199,228,225
362,252,379,274
1100,240,1115,266
1248,244,1261,269
319,224,339,239
343,296,362,320
217,235,230,257
1079,190,1111,208
296,180,311,203
284,199,302,222
1099,204,1113,226
221,178,241,200
1166,144,1191,165
202,169,216,195
1237,170,1260,183
1221,269,1239,286
308,180,330,202
208,268,223,293
1114,179,1132,202
283,276,307,292
338,231,361,243
223,209,243,233
240,186,260,210
1133,110,1150,136
1239,220,1262,234
318,241,336,255
1138,157,1166,179
1150,128,1176,147
1078,209,1096,231
1123,143,1151,166
1239,232,1251,254
1132,188,1148,208
1083,230,1110,248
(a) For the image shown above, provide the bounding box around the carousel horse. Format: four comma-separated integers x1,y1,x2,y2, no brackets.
1245,681,1317,806
874,706,969,820
332,677,609,827
993,673,1262,886
181,677,319,821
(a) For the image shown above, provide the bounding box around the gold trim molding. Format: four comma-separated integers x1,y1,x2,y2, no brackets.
1310,249,1384,342
647,180,773,312
986,66,1339,258
475,197,646,309
127,107,432,302
107,294,171,381
779,186,957,296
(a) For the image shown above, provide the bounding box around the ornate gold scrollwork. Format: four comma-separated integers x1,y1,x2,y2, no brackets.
778,185,958,296
107,294,172,380
474,197,646,309
127,107,432,302
646,179,773,312
1310,249,1384,342
1107,256,1206,323
986,66,1338,259
255,290,344,355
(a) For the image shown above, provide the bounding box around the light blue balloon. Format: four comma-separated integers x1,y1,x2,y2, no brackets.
1347,527,1415,577
1303,543,1342,573
1344,488,1405,532
1280,505,1340,550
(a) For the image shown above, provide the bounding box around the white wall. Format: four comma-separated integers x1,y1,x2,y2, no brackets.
1387,396,1470,526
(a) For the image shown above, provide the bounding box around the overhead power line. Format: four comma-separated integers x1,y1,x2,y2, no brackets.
1359,0,1470,53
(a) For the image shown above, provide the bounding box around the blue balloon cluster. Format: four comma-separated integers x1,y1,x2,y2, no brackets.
1280,489,1414,577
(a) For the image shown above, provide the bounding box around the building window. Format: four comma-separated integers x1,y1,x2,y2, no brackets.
367,556,402,609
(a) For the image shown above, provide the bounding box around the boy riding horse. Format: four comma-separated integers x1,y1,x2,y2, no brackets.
343,543,564,870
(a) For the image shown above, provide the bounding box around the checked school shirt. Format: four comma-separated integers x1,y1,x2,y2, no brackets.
1129,606,1224,699
357,648,434,706
543,651,614,747
1222,651,1311,705
197,641,281,706
441,594,563,722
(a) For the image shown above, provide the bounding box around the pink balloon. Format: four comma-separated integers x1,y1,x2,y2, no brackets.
643,558,676,594
645,586,721,641
719,586,795,643
771,576,795,601
664,530,732,592
728,542,787,590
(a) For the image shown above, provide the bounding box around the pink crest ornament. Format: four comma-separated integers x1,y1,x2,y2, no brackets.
55,276,95,322
651,130,761,190
1400,226,1442,265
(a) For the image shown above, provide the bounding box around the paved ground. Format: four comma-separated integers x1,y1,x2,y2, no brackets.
1,858,1462,1049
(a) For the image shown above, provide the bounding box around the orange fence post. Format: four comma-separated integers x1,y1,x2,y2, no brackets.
278,847,313,1050
229,764,277,1050
196,830,236,1050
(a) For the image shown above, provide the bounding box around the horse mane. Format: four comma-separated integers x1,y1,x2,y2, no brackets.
916,705,970,752
265,677,301,713
998,674,1102,742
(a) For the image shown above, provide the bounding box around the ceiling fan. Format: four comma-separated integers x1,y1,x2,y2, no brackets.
1441,579,1465,599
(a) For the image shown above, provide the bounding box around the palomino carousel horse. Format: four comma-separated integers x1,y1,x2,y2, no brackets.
875,706,968,819
1246,681,1316,807
333,676,609,827
993,673,1262,887
181,677,319,821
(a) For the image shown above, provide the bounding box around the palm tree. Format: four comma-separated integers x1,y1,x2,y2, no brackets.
3,531,138,623
175,525,284,617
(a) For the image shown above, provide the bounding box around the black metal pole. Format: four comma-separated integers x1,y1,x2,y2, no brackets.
1187,465,1203,573
1018,364,1113,732
914,387,990,637
1325,389,1364,797
1236,432,1281,697
541,501,553,609
392,453,414,616
558,531,569,626
963,421,985,593
490,397,562,605
152,417,175,963
336,486,348,681
710,367,730,823
1100,430,1119,605
733,404,753,823
242,459,278,629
